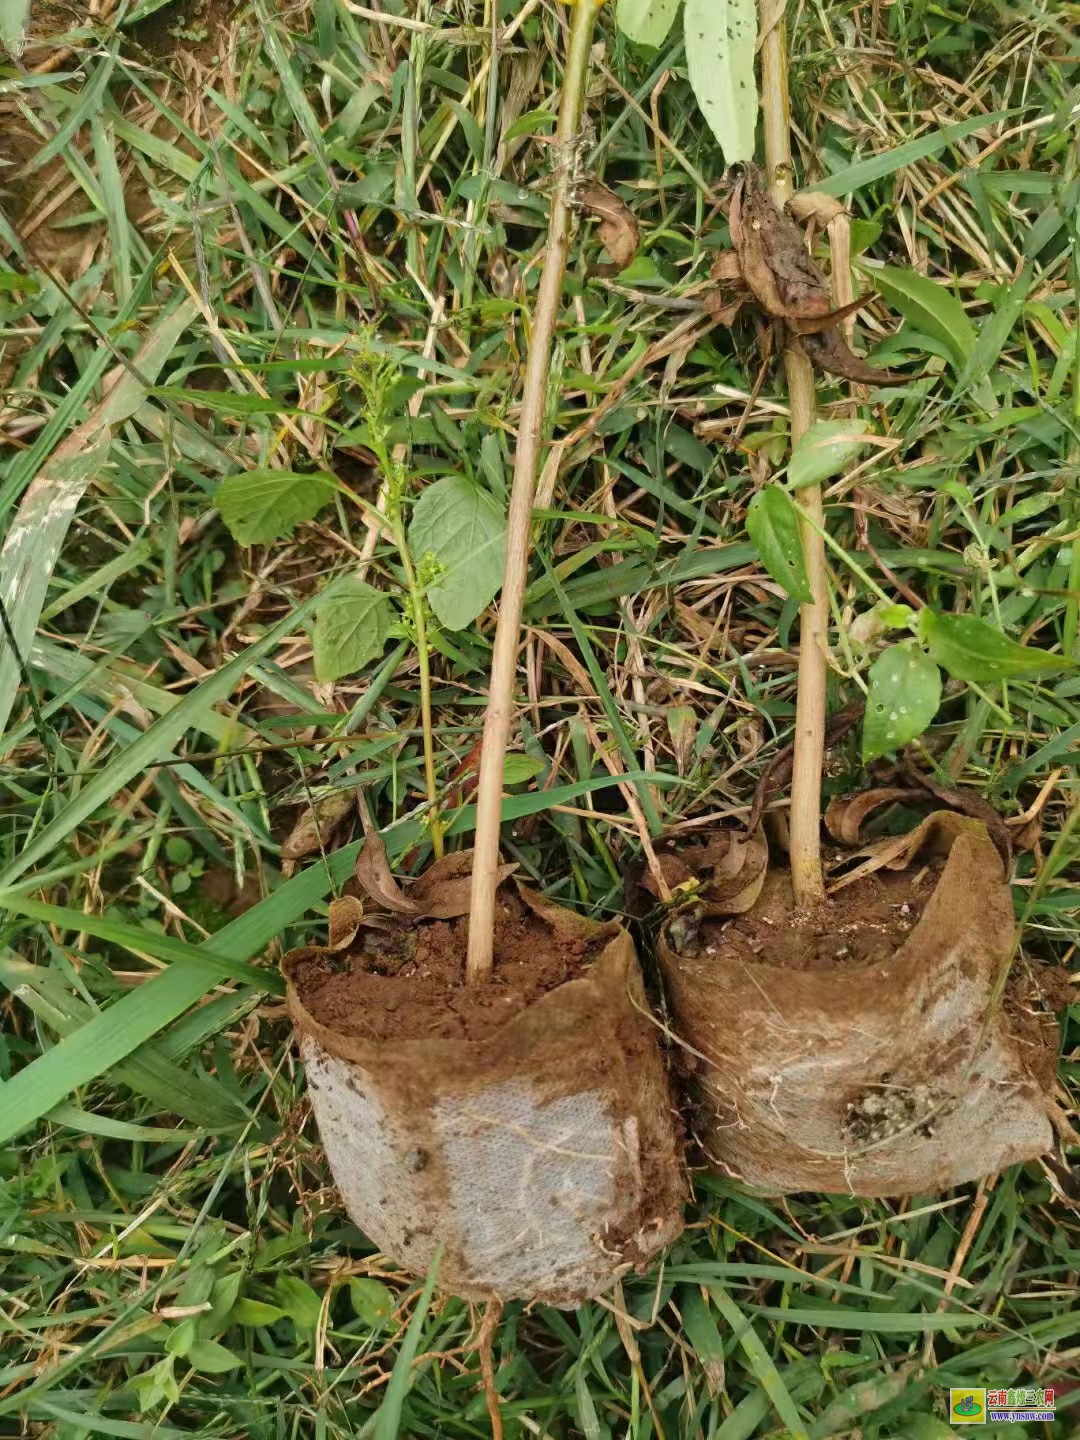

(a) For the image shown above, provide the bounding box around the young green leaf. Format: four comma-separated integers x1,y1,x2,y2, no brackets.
684,0,758,165
350,1277,394,1327
502,754,546,785
275,1275,323,1331
232,1297,286,1327
746,485,812,603
919,609,1074,684
788,419,871,489
185,1339,243,1374
680,1289,725,1394
862,644,942,761
865,265,975,372
216,470,337,545
407,474,507,630
312,579,395,682
615,0,680,47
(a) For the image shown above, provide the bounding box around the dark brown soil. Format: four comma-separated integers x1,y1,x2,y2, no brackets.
291,890,608,1044
694,863,941,971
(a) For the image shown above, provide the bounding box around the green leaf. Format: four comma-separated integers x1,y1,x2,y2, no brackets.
815,107,1017,197
615,0,680,47
865,265,976,372
680,1289,725,1393
204,1271,243,1333
215,470,337,545
862,644,942,761
788,419,871,489
312,579,394,682
185,1339,243,1374
746,485,812,603
408,475,507,630
349,1278,394,1327
684,0,758,165
919,610,1074,684
709,1287,809,1440
164,1317,197,1358
374,1255,441,1440
501,754,545,785
232,1297,286,1327
0,0,32,54
275,1275,323,1331
130,1355,179,1413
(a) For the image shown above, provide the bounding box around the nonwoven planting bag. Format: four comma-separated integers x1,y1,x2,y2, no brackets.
285,876,685,1304
657,815,1060,1196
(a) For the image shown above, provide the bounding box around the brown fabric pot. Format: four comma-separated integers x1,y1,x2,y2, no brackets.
658,817,1059,1196
284,885,684,1305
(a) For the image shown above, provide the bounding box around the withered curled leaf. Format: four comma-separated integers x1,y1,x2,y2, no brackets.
798,329,914,385
355,830,420,915
729,165,833,324
644,829,769,917
579,179,640,270
354,836,517,921
729,164,914,385
410,849,517,920
328,894,364,950
281,788,356,861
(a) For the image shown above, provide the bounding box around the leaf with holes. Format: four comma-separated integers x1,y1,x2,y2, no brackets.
615,0,680,47
788,419,871,490
684,0,758,165
746,485,811,603
919,609,1074,684
408,475,507,630
313,580,395,683
862,645,941,762
216,470,337,545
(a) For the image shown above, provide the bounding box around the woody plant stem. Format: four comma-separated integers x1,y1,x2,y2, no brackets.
466,0,604,983
760,2,827,906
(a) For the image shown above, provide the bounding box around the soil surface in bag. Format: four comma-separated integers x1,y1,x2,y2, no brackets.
289,888,610,1043
683,864,941,972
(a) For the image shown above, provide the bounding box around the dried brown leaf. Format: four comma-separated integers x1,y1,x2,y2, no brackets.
824,787,914,846
899,762,1012,863
579,180,640,270
648,829,769,916
729,165,833,325
786,190,846,225
830,810,997,891
701,289,746,326
280,788,356,861
797,328,913,385
785,295,870,337
709,250,745,284
328,894,364,950
355,830,420,915
411,850,516,920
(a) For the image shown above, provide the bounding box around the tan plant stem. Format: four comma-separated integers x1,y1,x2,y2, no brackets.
760,2,827,906
466,0,604,983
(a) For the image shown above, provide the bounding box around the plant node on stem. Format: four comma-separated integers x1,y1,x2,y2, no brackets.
466,0,604,983
760,2,827,907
